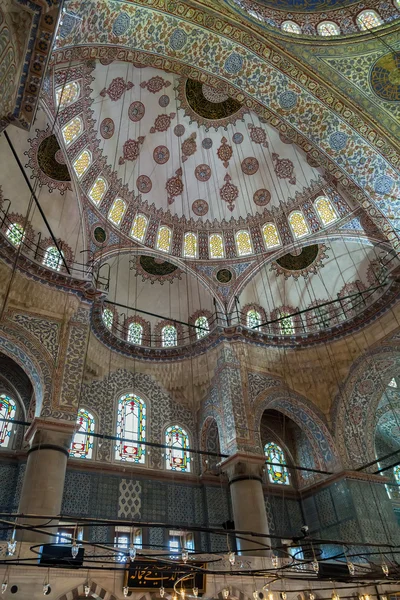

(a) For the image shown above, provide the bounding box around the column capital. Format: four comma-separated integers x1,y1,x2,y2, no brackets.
221,452,265,483
25,417,76,455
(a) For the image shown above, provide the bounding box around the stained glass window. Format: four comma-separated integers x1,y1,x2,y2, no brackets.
108,198,127,227
209,233,224,259
280,312,295,335
43,246,63,271
262,223,281,249
288,211,309,238
156,226,172,253
195,316,209,339
162,325,177,347
6,223,24,247
89,177,107,205
264,442,290,485
389,378,397,388
317,21,340,35
247,309,261,329
0,394,16,448
281,21,301,33
357,10,383,29
131,213,148,242
394,465,400,484
55,81,80,108
103,307,113,330
165,425,191,472
128,322,143,345
70,408,95,459
62,116,83,146
314,305,331,329
235,230,253,256
115,393,146,463
314,196,337,226
184,232,197,258
73,149,91,178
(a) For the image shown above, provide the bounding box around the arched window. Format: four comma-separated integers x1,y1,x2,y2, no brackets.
247,309,261,329
262,223,281,249
288,211,309,239
280,312,295,335
264,442,290,485
62,116,83,146
70,408,95,459
108,198,127,227
317,21,340,35
128,321,143,345
162,325,177,347
314,196,337,226
6,223,24,247
55,81,80,108
394,465,400,484
184,232,197,258
102,307,114,330
156,226,172,252
389,378,397,388
0,394,16,448
235,230,253,256
195,316,209,339
115,393,146,463
43,246,63,271
356,9,383,29
89,177,107,205
73,149,91,178
131,213,148,242
209,233,224,259
281,21,301,34
165,425,191,472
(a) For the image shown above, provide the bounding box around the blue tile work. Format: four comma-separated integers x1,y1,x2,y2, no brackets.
265,494,304,541
0,461,22,540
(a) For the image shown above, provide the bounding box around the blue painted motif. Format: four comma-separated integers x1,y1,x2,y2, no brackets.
256,0,363,11
232,132,243,144
279,90,298,110
329,131,348,151
59,13,77,39
202,138,213,149
339,217,363,230
224,52,243,74
169,28,188,50
112,12,130,36
374,175,395,195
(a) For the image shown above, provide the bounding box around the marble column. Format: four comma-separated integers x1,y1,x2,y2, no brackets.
17,418,76,543
222,453,270,556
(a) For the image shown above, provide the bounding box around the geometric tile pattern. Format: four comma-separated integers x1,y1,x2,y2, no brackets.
118,479,141,519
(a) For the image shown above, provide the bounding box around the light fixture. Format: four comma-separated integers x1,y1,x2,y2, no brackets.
123,587,129,598
223,589,230,599
181,589,186,599
160,587,165,597
268,592,274,600
312,560,319,573
253,592,258,600
193,588,199,597
228,551,235,566
71,540,79,559
347,561,355,576
332,592,340,600
272,555,279,568
281,593,287,600
173,595,178,600
43,584,50,596
1,582,7,595
182,549,189,563
84,584,91,597
382,562,389,576
309,593,315,600
7,533,16,557
381,595,388,600
129,544,137,562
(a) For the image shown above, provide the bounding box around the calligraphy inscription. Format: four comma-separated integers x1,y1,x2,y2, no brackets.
125,560,206,591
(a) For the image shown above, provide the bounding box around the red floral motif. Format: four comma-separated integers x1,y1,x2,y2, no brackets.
166,168,184,205
181,132,197,162
140,76,171,93
136,175,152,194
174,124,185,137
153,145,170,164
253,188,271,206
217,136,233,168
272,153,296,184
128,101,145,122
100,77,134,101
241,157,259,175
195,164,211,182
192,199,209,216
118,136,145,165
100,118,114,139
220,173,239,212
150,113,176,134
248,123,269,148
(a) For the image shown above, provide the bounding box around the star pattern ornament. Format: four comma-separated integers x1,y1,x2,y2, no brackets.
220,173,239,212
272,153,296,184
166,168,184,205
118,136,145,165
181,132,197,162
217,136,233,168
150,113,176,133
100,77,134,101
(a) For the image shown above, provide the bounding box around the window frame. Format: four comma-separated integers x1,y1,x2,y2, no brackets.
69,407,96,460
264,441,290,486
156,226,172,253
235,229,253,257
356,9,383,30
165,424,191,473
108,197,127,227
288,210,309,239
262,223,281,249
114,392,147,465
209,233,225,259
314,196,338,227
317,21,340,36
0,393,17,450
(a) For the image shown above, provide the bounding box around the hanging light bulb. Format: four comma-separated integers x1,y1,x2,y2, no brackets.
123,587,129,598
272,555,279,568
1,582,7,595
381,595,388,600
309,594,315,600
159,587,165,597
253,591,259,600
173,595,178,600
228,551,235,566
331,591,340,600
223,589,230,599
71,541,79,559
281,593,287,600
347,561,355,576
193,588,199,597
312,560,319,574
43,584,50,596
382,563,389,576
7,539,16,556
268,592,274,600
84,584,91,597
182,549,189,564
129,544,137,562
181,589,186,599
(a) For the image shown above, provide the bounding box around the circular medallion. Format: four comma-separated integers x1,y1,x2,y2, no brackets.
140,255,178,276
232,132,243,144
276,245,319,270
136,175,152,194
159,95,170,107
55,149,66,164
93,226,107,244
202,84,229,103
128,101,145,122
216,269,233,283
370,52,400,101
195,164,212,182
241,157,259,175
153,145,170,164
374,175,395,195
169,28,188,51
37,135,71,182
224,52,244,74
329,132,348,151
174,124,185,137
112,12,130,36
279,90,298,110
253,189,271,206
100,117,115,139
185,79,244,123
202,138,213,149
192,199,209,216
279,133,293,144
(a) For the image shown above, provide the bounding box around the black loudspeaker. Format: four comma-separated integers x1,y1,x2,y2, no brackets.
318,562,350,580
39,545,85,567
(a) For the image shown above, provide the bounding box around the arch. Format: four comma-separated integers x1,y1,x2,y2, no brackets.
317,21,340,35
102,307,114,330
131,213,148,242
43,246,63,271
281,20,301,33
288,210,309,239
108,197,127,227
162,324,177,347
124,315,151,346
62,115,83,146
115,392,147,463
235,230,253,256
157,226,172,253
72,148,91,178
0,393,17,448
264,441,290,485
314,196,338,226
55,81,80,108
70,407,95,459
262,223,281,249
88,176,108,206
194,315,210,340
356,9,383,29
184,231,197,258
6,222,24,247
165,424,191,472
127,321,143,345
154,319,184,348
209,233,224,259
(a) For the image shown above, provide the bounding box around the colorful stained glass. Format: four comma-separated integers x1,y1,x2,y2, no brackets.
247,309,261,329
264,442,289,485
195,316,209,339
89,177,107,205
317,21,340,35
288,211,309,238
6,223,24,247
162,325,177,347
165,425,191,472
108,198,127,227
55,81,80,108
62,116,83,146
315,196,337,226
128,322,143,345
0,394,16,448
131,213,148,242
184,232,197,258
280,312,295,335
394,465,400,484
209,233,224,258
235,230,253,256
281,21,301,33
73,149,91,178
70,408,95,459
389,378,397,388
357,10,382,29
115,393,146,463
156,226,172,252
102,308,113,330
262,223,281,249
43,246,63,271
